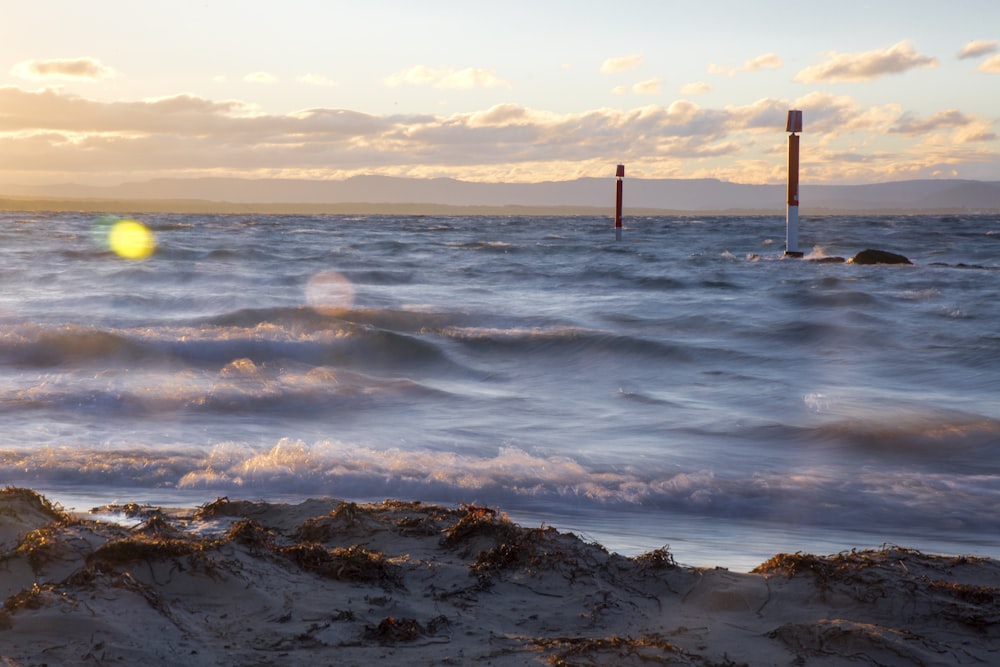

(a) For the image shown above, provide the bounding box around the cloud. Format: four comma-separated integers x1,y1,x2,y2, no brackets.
10,57,116,81
890,109,973,135
680,81,712,95
958,40,998,59
632,78,663,95
708,53,783,77
794,40,938,83
244,72,278,84
600,54,642,74
383,65,510,89
978,54,1000,73
297,73,338,87
742,53,783,72
1,85,995,187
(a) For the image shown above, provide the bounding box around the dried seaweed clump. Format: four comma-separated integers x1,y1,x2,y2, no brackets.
225,518,275,549
3,582,59,613
280,543,400,586
362,615,448,644
1,487,67,522
192,496,235,520
90,534,217,567
535,634,685,666
632,546,677,571
471,526,557,574
15,524,72,573
750,546,922,586
440,504,520,549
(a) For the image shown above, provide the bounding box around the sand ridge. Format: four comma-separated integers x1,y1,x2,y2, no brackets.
1,487,998,666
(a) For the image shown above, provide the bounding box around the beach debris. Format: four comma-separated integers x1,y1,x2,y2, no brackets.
1,490,998,666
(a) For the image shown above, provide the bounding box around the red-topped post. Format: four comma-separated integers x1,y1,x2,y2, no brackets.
785,110,803,257
615,164,624,241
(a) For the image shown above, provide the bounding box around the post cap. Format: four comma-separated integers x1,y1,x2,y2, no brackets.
616,164,625,178
786,110,803,133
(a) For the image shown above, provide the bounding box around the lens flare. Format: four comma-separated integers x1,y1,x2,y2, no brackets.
107,219,156,260
306,271,355,313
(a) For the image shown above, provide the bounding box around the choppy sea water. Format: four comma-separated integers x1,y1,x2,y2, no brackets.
1,211,998,570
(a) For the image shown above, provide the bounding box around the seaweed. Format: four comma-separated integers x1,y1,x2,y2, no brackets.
471,526,549,574
440,504,520,549
192,496,234,519
3,582,56,613
362,614,449,644
90,534,218,567
632,546,677,571
15,524,68,573
279,542,400,586
534,634,682,666
226,518,275,549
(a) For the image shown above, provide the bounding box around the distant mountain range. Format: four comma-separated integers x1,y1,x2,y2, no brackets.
3,176,1000,214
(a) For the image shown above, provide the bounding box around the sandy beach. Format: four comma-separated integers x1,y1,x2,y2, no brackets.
1,487,998,666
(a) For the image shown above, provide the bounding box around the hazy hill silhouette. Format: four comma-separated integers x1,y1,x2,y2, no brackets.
2,176,999,214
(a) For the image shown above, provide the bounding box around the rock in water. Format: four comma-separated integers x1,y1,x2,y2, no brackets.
849,249,912,265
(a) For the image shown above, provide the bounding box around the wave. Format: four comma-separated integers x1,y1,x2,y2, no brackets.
3,440,998,534
0,313,462,373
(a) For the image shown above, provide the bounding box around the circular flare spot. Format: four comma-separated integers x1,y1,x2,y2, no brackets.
306,271,355,313
108,219,156,259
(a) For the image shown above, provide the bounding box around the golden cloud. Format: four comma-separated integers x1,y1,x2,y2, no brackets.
978,54,1000,73
10,57,115,81
794,40,938,83
600,54,643,74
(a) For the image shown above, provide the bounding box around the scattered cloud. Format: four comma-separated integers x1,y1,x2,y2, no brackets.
632,78,663,95
708,53,782,77
958,40,998,59
743,53,783,72
600,54,642,74
794,40,938,83
244,72,278,84
297,73,339,87
10,57,116,81
890,109,973,135
382,65,510,89
610,85,629,96
978,54,1000,73
680,81,712,95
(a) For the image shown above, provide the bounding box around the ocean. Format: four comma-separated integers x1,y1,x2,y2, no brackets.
1,210,998,571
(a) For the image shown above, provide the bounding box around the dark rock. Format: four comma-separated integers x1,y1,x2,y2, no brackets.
811,256,846,264
849,249,912,265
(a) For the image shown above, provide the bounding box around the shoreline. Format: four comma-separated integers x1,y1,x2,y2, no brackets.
2,487,998,666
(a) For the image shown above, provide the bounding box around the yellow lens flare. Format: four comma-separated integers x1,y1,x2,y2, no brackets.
107,219,157,260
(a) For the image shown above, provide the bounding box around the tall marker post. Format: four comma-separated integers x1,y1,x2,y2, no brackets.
785,110,803,257
615,164,624,241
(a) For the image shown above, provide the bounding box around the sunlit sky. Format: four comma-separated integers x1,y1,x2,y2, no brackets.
2,0,999,186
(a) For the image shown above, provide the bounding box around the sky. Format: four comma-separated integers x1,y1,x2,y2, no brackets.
1,0,999,187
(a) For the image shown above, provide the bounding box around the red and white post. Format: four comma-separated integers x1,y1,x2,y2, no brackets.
785,110,803,257
615,164,625,241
